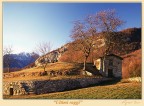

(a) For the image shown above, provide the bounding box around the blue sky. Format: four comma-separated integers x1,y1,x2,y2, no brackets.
3,3,141,54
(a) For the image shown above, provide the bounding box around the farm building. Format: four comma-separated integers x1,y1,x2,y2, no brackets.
94,54,123,78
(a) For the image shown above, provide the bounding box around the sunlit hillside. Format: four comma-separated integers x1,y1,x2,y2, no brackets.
122,49,141,78
3,62,83,81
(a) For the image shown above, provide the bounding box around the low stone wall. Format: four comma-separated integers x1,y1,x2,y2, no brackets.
3,69,80,79
3,77,112,96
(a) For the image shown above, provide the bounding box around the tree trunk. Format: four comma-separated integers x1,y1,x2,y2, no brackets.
7,65,10,73
43,65,46,72
43,63,48,72
83,56,88,70
83,60,86,70
8,67,10,73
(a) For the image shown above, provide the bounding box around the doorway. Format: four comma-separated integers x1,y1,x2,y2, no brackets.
9,88,13,95
108,69,113,77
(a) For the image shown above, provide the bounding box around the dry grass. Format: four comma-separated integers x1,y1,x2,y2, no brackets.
16,62,81,73
3,62,82,82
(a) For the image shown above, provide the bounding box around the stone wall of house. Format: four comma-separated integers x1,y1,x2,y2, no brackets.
104,56,122,78
95,55,122,78
94,59,101,70
3,78,112,96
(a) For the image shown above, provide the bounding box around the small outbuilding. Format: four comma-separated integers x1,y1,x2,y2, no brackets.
94,54,123,78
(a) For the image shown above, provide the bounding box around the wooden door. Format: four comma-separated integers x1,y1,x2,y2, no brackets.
10,88,13,95
108,69,113,77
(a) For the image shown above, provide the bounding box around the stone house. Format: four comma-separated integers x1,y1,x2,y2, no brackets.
94,54,123,78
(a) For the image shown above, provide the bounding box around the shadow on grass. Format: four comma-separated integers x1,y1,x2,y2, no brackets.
97,78,121,86
59,78,121,93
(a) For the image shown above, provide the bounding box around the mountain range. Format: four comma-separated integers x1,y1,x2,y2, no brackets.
3,52,39,69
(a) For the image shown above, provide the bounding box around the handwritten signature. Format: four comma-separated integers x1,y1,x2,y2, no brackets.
121,100,142,106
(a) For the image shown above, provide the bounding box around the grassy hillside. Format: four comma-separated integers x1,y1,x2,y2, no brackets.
122,49,141,78
3,62,102,82
3,62,84,81
21,62,82,72
59,28,141,63
4,81,141,99
4,48,141,82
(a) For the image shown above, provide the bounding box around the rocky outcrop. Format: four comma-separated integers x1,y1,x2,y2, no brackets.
35,43,69,66
3,77,112,96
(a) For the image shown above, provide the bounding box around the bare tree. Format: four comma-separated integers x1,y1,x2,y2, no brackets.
70,18,97,70
70,9,124,71
95,9,124,55
36,42,52,72
3,45,13,73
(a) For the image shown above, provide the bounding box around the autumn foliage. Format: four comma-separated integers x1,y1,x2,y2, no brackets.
59,45,84,63
122,49,141,78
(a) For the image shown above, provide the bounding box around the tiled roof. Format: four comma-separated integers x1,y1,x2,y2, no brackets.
98,54,123,60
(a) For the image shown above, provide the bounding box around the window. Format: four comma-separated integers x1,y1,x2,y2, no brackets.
109,59,113,66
